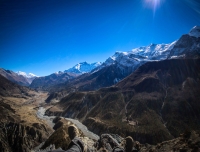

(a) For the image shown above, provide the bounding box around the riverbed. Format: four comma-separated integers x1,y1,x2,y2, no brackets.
36,107,99,140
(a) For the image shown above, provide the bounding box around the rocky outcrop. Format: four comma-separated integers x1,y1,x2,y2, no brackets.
0,122,51,152
168,34,200,58
36,129,200,152
41,117,85,151
41,125,71,150
0,78,52,152
139,131,200,152
95,131,200,152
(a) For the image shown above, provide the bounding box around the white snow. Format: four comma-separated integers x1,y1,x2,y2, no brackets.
101,26,199,69
55,71,64,74
102,41,176,68
16,71,38,78
113,78,120,84
65,62,102,74
189,26,200,38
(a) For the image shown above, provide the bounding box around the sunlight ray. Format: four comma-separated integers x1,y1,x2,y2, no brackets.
144,0,162,15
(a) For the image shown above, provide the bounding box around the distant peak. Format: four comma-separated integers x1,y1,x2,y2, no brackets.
149,43,158,48
189,25,200,38
55,71,63,74
115,51,122,54
191,25,200,30
16,71,38,78
150,43,156,46
80,61,88,64
64,61,102,74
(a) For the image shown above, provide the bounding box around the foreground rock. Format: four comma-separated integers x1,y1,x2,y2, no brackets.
39,117,96,152
140,131,200,152
37,119,200,152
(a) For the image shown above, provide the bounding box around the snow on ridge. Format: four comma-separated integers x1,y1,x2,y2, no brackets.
16,71,38,78
54,71,64,75
103,41,177,68
65,62,102,74
189,25,200,38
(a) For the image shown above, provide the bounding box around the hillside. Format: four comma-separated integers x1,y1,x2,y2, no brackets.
0,75,53,152
45,59,200,144
30,72,78,90
0,68,30,86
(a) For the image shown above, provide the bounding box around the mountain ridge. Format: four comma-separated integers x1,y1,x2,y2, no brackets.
30,72,79,90
0,68,30,86
16,71,38,84
41,26,200,93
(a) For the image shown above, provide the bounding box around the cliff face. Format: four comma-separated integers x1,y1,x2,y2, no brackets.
0,98,52,152
0,93,54,152
0,122,50,152
0,75,53,152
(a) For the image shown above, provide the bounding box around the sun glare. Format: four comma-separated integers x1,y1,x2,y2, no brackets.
144,0,162,13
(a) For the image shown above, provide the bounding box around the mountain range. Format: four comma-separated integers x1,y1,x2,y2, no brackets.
16,71,38,84
4,26,200,90
41,26,200,146
0,68,31,86
0,62,101,88
29,26,200,93
0,26,200,152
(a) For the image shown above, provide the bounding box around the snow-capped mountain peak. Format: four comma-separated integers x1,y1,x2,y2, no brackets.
189,26,200,38
16,71,38,78
55,71,64,75
16,71,26,76
103,41,177,68
64,62,102,74
16,71,38,84
27,73,38,78
102,26,200,70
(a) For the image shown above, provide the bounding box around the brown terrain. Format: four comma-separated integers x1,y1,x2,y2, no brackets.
0,74,53,152
54,63,135,93
40,117,95,151
38,116,200,152
0,68,30,86
45,59,200,145
1,58,200,151
30,72,78,91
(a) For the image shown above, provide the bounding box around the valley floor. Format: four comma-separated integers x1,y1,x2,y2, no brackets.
0,91,54,152
1,89,200,152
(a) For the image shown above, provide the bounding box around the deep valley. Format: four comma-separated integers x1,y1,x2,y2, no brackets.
1,26,200,152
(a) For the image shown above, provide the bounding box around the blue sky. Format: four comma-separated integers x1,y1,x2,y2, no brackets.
1,0,200,76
